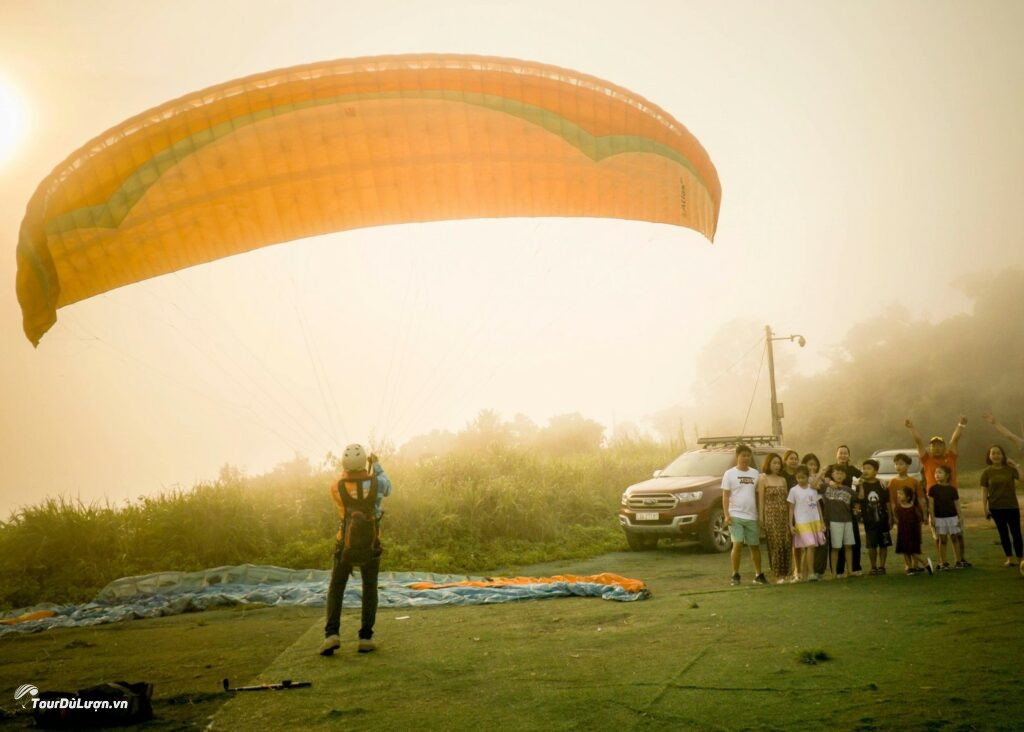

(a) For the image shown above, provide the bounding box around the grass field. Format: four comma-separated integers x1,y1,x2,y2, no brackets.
1,489,1021,731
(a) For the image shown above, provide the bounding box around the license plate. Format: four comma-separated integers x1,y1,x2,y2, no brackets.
635,512,660,521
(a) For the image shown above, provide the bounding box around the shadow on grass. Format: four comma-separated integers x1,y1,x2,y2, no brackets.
797,648,831,665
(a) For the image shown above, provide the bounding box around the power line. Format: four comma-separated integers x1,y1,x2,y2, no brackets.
695,333,765,395
741,343,767,435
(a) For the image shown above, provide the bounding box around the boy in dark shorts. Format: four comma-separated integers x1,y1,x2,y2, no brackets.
858,459,893,574
928,464,965,569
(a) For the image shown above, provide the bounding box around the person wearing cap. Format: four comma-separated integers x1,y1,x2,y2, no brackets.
904,417,972,568
320,443,393,656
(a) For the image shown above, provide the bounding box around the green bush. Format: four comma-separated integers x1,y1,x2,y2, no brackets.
0,443,675,608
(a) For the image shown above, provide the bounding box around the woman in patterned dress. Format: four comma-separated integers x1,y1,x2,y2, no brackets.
758,453,793,583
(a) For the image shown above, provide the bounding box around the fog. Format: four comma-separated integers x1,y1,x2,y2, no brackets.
1,0,1022,517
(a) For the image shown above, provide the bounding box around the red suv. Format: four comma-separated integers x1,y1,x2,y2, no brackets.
618,436,787,553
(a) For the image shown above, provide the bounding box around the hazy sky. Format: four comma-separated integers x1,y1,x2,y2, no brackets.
1,0,1022,517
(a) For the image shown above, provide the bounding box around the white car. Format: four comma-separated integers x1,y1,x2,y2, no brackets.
862,448,924,487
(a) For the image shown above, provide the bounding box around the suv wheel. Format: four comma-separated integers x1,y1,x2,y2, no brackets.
625,532,658,551
700,506,731,553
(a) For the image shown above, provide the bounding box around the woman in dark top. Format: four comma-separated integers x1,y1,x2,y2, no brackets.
782,450,801,489
830,446,863,576
801,454,823,485
980,444,1022,566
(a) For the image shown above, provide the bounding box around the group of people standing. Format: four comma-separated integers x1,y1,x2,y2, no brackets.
721,414,1023,585
313,414,1024,650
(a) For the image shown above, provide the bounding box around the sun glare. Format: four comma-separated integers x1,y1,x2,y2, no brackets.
0,79,26,167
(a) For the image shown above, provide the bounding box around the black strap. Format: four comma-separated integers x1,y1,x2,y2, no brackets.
339,474,379,508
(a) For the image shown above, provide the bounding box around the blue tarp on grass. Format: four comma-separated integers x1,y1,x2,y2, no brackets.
0,565,649,635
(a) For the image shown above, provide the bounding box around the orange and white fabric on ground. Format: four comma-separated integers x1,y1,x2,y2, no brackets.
408,572,648,597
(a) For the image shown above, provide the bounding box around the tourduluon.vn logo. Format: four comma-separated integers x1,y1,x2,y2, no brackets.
13,684,129,711
14,685,37,709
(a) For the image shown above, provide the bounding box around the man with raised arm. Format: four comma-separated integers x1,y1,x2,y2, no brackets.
904,417,971,568
982,413,1024,452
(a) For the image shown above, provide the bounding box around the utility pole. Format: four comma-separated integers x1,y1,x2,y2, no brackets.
766,325,781,440
765,326,806,443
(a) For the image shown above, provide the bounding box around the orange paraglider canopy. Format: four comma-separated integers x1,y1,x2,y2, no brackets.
16,54,721,345
407,572,648,594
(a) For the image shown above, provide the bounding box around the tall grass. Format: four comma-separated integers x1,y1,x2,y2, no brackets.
0,440,675,609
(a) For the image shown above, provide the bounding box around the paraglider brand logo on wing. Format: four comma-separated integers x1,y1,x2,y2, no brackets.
14,684,38,709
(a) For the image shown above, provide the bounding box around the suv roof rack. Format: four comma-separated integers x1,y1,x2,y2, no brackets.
697,435,780,448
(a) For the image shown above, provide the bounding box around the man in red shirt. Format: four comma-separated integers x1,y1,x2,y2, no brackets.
905,416,970,567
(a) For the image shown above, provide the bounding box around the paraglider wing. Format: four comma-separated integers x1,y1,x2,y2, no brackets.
16,54,721,345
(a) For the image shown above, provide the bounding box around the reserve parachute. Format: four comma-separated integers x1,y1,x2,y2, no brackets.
16,54,721,345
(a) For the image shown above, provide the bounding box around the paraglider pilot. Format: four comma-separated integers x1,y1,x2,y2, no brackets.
320,444,392,655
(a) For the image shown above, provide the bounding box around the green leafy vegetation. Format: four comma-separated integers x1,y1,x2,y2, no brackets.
0,436,676,609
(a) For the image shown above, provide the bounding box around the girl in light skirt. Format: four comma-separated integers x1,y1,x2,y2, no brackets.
788,465,827,581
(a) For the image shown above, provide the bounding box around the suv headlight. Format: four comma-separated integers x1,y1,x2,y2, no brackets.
673,491,703,503
620,492,629,506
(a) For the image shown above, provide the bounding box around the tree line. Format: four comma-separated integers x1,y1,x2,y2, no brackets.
782,269,1023,468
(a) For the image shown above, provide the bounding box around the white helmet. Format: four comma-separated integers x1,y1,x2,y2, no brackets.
341,443,367,471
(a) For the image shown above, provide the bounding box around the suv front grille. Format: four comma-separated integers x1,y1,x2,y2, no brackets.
627,494,677,510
